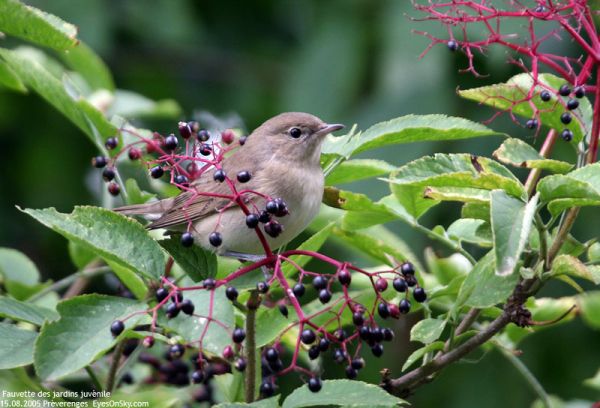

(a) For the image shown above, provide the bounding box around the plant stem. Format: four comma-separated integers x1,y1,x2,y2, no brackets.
85,366,103,391
244,291,260,403
27,265,110,302
524,129,557,197
413,223,476,264
500,349,551,408
546,207,580,268
106,341,125,392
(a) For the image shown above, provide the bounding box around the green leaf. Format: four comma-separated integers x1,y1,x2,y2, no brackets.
0,60,27,92
462,202,491,223
389,153,525,219
459,73,592,144
0,0,78,50
21,206,166,280
491,191,538,276
493,138,573,173
67,241,96,269
424,186,491,204
108,90,182,119
60,42,115,91
282,379,406,408
255,304,298,348
425,249,472,285
447,218,492,247
325,189,399,229
0,247,40,286
124,179,155,205
410,318,447,344
159,238,217,283
457,251,520,309
0,48,117,143
402,341,444,371
588,242,600,263
0,297,58,325
0,323,37,369
163,287,234,355
325,159,395,185
580,291,600,329
281,222,335,277
34,294,145,381
322,115,502,159
215,396,280,408
551,255,600,284
538,163,600,215
584,368,600,391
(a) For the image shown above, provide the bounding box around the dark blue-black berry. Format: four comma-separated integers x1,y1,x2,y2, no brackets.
313,276,327,290
308,377,322,393
561,129,574,141
359,326,371,341
353,311,364,326
198,129,210,142
560,112,572,124
258,211,271,223
265,347,279,362
169,344,185,359
164,134,179,151
345,366,358,379
308,345,320,360
232,328,246,343
246,213,259,228
213,169,226,182
260,381,275,397
264,221,283,238
292,282,305,298
166,302,180,319
257,281,269,294
301,329,316,344
225,286,238,301
181,299,195,315
265,200,279,214
105,137,118,150
351,358,365,370
110,320,125,336
102,167,115,181
209,232,222,247
401,262,415,276
383,328,394,341
150,165,164,179
199,144,211,156
447,40,458,51
399,298,411,314
371,343,384,357
540,90,552,102
191,370,204,384
174,174,189,187
172,290,183,303
333,348,346,364
203,278,216,290
178,122,192,139
413,287,427,302
393,278,407,292
237,171,251,183
378,302,390,319
318,289,332,304
181,232,194,247
405,275,417,287
338,269,351,286
108,182,120,196
370,326,384,343
574,86,585,98
278,304,288,317
526,119,538,129
156,287,168,302
234,358,247,372
92,156,107,168
559,84,571,96
567,99,579,110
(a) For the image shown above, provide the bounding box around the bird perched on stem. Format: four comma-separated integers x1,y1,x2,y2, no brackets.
115,112,344,256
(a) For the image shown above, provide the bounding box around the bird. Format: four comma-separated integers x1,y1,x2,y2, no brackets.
115,112,344,257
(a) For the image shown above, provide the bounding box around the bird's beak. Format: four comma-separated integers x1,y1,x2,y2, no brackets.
315,123,345,138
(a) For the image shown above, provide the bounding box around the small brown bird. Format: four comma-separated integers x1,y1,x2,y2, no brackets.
116,112,343,255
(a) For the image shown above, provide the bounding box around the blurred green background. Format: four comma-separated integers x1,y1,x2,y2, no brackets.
1,1,599,406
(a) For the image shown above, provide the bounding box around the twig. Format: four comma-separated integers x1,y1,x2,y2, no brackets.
500,348,551,408
244,291,260,403
27,265,110,302
106,341,125,392
524,129,557,197
443,309,481,353
546,207,580,268
85,366,103,391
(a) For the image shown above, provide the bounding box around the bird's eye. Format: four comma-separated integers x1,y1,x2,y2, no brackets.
289,127,302,138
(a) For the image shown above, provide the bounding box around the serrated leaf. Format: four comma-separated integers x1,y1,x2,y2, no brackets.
410,318,447,344
459,73,592,144
457,251,520,309
34,294,145,380
447,218,492,247
325,159,395,185
0,297,58,325
281,222,335,277
282,379,406,408
0,0,78,50
551,255,600,284
0,247,40,286
0,60,27,92
163,286,234,355
402,341,445,371
538,163,600,215
61,42,115,91
493,138,572,173
22,206,165,280
0,323,37,369
491,191,538,276
322,115,502,159
159,238,217,283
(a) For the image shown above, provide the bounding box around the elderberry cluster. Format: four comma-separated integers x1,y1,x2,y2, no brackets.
530,83,585,142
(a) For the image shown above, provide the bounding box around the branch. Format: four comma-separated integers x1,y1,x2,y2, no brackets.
244,291,260,403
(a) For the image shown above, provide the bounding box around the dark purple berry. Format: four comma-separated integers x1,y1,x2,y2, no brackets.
258,211,271,223
128,147,142,160
108,182,120,196
371,343,384,357
166,302,180,318
301,329,316,344
237,171,251,183
232,328,246,343
308,345,320,360
378,302,390,319
338,269,351,286
260,381,274,397
308,377,322,393
105,137,118,150
292,282,305,298
447,40,458,51
560,112,572,124
313,276,327,290
574,86,585,98
110,320,124,336
102,167,115,181
213,169,226,182
256,281,269,293
164,134,179,151
245,213,259,228
540,90,552,101
265,347,279,362
399,298,411,314
234,357,247,371
197,129,210,142
92,156,107,168
351,358,365,370
318,337,330,352
265,200,279,214
225,286,238,301
178,122,192,139
526,119,538,129
559,84,571,96
239,136,247,145
181,299,195,315
371,327,384,343
121,373,133,384
181,232,194,247
401,262,415,276
333,348,347,364
359,326,371,341
150,165,164,179
199,144,212,156
335,329,347,341
345,366,358,379
203,278,216,290
561,129,574,141
264,221,283,238
278,304,288,317
209,232,222,247
567,99,579,110
393,278,407,292
191,370,204,384
172,291,184,303
383,328,394,341
174,174,189,187
156,287,168,302
318,289,332,304
375,278,388,292
413,287,427,302
353,312,364,326
169,344,185,359
405,275,417,287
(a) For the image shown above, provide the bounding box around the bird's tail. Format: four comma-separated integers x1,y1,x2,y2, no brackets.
114,198,174,218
